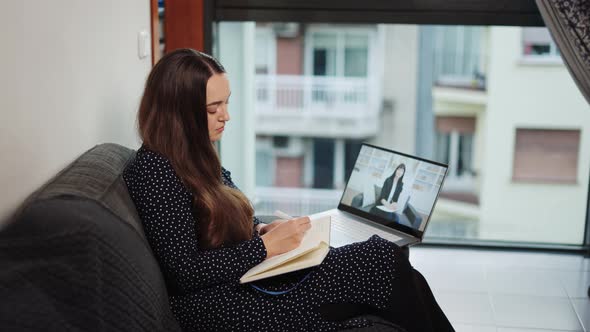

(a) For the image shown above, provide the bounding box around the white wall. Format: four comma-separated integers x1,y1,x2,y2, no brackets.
0,0,151,225
479,27,590,244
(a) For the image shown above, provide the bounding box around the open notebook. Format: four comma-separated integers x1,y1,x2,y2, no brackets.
240,216,331,283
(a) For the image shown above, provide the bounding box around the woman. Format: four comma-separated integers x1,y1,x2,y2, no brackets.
378,163,406,212
123,49,453,332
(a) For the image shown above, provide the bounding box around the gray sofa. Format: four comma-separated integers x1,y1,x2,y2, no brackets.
0,143,400,332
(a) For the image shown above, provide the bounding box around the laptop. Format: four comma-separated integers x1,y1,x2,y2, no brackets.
308,143,448,248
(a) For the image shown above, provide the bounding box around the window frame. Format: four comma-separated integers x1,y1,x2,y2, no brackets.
207,0,590,252
214,0,545,27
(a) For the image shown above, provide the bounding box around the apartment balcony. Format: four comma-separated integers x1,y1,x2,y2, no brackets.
254,75,380,138
254,186,342,217
253,186,479,239
432,77,488,117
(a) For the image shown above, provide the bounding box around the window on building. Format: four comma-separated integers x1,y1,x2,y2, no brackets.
522,27,560,57
344,34,369,77
308,29,372,78
433,26,485,89
345,140,364,179
435,116,476,177
313,138,335,189
513,128,580,183
435,132,451,165
255,26,276,74
312,33,338,76
256,137,274,187
457,133,474,177
273,136,289,148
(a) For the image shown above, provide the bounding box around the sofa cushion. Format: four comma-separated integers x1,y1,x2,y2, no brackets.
0,199,181,332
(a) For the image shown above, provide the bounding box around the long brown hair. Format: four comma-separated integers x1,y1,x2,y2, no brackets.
137,49,253,249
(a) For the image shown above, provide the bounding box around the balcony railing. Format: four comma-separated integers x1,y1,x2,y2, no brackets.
253,186,479,239
255,75,378,118
254,186,342,217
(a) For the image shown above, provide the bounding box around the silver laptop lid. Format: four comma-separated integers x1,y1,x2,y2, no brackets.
337,143,448,240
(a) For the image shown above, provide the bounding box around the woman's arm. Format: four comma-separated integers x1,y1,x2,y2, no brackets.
127,155,267,293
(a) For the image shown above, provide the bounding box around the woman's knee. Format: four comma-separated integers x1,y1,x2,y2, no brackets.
364,235,411,268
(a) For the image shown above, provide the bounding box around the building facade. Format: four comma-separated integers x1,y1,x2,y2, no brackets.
247,23,589,245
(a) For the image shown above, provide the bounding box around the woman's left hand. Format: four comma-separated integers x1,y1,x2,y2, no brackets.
258,220,285,235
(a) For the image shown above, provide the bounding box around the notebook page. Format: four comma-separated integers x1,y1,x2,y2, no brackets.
242,216,330,278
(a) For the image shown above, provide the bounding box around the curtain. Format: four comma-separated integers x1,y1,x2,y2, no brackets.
536,0,590,105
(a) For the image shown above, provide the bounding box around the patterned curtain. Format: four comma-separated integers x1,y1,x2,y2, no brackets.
536,0,590,105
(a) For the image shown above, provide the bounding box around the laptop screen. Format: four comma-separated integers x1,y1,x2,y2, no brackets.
338,143,448,239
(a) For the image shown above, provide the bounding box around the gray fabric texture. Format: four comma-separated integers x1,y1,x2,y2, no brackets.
536,0,590,104
16,143,147,240
0,199,182,332
1,143,181,332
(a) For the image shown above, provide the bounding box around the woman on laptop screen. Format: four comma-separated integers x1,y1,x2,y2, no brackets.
369,163,407,223
123,49,454,332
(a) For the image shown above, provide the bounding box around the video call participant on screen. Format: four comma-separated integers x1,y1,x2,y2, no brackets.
379,163,406,210
370,163,406,223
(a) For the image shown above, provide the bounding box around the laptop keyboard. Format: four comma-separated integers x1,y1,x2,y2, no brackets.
330,213,403,244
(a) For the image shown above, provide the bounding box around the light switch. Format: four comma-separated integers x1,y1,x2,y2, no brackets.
138,30,150,59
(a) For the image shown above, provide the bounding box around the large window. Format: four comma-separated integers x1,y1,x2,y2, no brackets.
215,22,590,246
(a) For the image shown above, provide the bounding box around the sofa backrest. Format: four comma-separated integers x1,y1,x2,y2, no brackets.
0,143,181,332
19,143,146,239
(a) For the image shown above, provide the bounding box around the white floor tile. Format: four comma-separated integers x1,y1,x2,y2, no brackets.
435,291,495,325
483,252,586,271
497,328,581,332
453,322,497,332
487,267,567,297
410,247,489,271
406,247,588,331
571,298,590,332
558,271,590,299
419,263,488,293
491,294,582,331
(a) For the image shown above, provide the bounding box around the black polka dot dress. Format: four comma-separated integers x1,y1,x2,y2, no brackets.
123,145,404,332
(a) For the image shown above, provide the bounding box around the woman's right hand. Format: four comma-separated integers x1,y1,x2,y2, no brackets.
260,217,311,258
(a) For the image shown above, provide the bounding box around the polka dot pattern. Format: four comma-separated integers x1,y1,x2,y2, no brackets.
124,145,403,331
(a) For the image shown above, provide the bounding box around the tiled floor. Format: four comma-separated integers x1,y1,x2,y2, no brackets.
409,247,590,332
